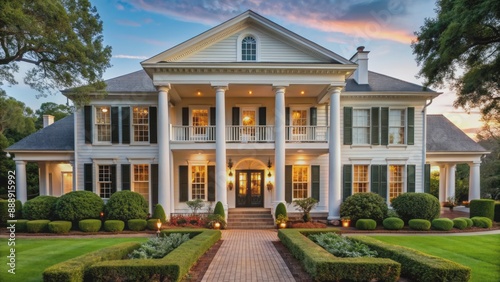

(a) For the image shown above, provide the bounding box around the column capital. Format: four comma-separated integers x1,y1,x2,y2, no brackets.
15,160,26,165
211,83,228,91
327,85,343,94
156,84,171,92
272,84,288,91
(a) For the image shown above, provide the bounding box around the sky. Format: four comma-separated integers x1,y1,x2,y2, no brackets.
4,0,483,134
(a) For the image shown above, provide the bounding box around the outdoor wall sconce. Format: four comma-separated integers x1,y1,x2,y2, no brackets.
227,158,234,190
267,158,273,191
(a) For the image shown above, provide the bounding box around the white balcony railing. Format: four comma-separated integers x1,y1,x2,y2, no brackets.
285,126,329,142
171,125,216,142
226,125,275,142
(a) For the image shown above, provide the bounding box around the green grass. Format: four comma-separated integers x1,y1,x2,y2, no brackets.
0,237,148,282
371,235,500,282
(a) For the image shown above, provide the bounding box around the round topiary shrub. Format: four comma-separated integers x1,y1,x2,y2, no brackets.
383,217,404,230
78,219,102,232
147,218,161,230
104,220,125,232
27,220,51,233
104,191,148,221
152,204,167,223
431,218,454,231
391,193,440,223
469,199,495,220
408,219,431,231
214,201,225,219
48,221,72,233
355,219,377,230
275,202,287,219
452,218,467,230
340,193,388,224
22,196,58,220
128,219,147,231
471,216,493,228
11,219,29,232
456,217,473,228
55,191,104,222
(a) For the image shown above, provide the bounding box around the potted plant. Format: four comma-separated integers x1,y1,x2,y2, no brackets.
443,197,457,211
341,216,351,227
275,214,288,229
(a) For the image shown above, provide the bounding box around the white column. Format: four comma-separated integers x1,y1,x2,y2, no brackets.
447,164,456,200
15,160,27,202
274,86,286,205
157,85,171,213
214,86,228,209
328,87,342,220
469,162,481,200
439,164,447,203
38,163,48,196
70,161,77,191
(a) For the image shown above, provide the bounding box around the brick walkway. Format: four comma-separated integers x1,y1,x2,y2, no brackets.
201,230,295,282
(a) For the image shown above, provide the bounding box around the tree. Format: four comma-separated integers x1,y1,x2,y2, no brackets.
477,112,500,199
35,102,74,129
0,0,112,105
412,0,500,115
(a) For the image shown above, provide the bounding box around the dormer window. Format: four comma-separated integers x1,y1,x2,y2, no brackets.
241,36,256,61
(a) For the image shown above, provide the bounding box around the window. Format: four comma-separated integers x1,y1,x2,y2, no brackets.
389,109,405,144
389,165,404,200
133,107,149,142
353,165,369,193
291,109,308,136
191,165,206,200
353,109,370,144
241,36,256,61
98,165,112,199
133,164,149,204
192,109,209,135
95,106,111,142
293,166,309,199
241,108,257,140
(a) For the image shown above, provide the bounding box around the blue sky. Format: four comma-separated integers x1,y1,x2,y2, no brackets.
5,0,482,132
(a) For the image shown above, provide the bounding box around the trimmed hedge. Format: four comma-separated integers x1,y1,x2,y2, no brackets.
340,193,388,224
457,217,473,228
86,230,221,282
9,219,28,232
452,218,467,230
383,217,404,230
431,218,454,231
103,220,125,232
104,191,148,221
22,195,58,220
495,202,500,222
128,219,147,231
408,219,431,231
278,229,400,281
0,199,22,226
391,193,440,223
43,242,141,282
152,204,167,223
471,216,493,228
147,218,160,230
352,236,471,281
79,219,102,232
469,199,495,220
356,219,377,230
48,221,72,234
55,191,104,222
27,220,51,233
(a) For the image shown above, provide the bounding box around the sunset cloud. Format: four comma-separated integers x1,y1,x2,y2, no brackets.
113,54,149,59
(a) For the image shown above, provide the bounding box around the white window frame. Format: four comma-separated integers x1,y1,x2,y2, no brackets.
94,106,111,144
388,108,406,145
352,165,370,194
131,106,150,144
132,164,151,205
292,165,310,200
237,33,260,62
352,108,371,145
290,107,309,140
97,164,113,200
388,164,405,201
240,107,258,141
189,163,208,201
189,106,210,139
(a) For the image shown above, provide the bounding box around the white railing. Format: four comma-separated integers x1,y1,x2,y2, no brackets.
285,126,329,142
226,125,275,142
171,125,216,142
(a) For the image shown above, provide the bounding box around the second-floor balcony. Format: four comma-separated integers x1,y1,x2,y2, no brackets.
171,125,329,143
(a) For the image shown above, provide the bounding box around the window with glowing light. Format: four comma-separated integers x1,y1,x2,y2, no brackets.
389,165,404,200
353,165,369,193
95,106,111,142
133,107,149,142
133,164,149,204
192,109,209,136
241,109,256,140
293,165,309,199
191,165,206,200
292,109,308,136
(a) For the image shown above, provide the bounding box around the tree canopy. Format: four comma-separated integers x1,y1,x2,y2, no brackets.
0,0,111,104
35,102,74,129
412,0,500,115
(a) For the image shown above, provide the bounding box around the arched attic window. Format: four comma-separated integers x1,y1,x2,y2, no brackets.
241,36,257,61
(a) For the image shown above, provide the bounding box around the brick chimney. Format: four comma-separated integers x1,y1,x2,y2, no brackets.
43,115,55,128
350,46,370,85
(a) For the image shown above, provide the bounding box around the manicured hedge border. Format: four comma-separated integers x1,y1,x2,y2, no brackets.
352,236,471,281
43,242,141,282
278,229,400,281
86,229,221,282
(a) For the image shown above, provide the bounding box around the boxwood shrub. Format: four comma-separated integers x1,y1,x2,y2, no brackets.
22,196,58,220
340,193,388,224
383,217,404,230
391,193,440,223
470,199,495,220
0,199,22,226
79,219,102,232
214,201,225,219
27,219,51,233
152,204,167,223
103,220,125,232
128,219,147,231
431,218,454,231
456,217,473,228
9,219,29,232
355,219,377,230
55,191,104,222
495,202,500,222
452,218,467,230
147,218,160,230
104,191,148,221
275,202,287,218
48,221,72,233
471,216,493,228
408,219,431,231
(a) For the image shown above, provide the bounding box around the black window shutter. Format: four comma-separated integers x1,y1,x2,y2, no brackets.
285,107,290,140
343,107,352,145
232,107,240,125
210,107,216,125
310,107,317,126
84,106,92,144
208,166,215,201
381,107,389,145
149,106,157,144
371,165,380,195
407,107,415,145
371,107,379,145
424,163,431,193
259,107,266,125
311,165,320,201
179,166,189,202
121,164,130,190
285,165,292,203
110,165,117,195
343,165,352,201
407,165,416,192
182,107,189,140
84,163,93,192
111,107,119,144
380,165,388,201
121,107,130,144
151,164,159,207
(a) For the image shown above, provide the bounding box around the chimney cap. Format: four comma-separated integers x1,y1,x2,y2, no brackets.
357,46,365,52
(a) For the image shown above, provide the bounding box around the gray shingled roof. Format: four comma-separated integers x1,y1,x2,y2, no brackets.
104,70,156,92
6,115,74,151
427,115,487,152
345,71,435,92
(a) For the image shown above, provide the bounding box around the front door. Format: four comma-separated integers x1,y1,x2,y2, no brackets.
236,170,264,207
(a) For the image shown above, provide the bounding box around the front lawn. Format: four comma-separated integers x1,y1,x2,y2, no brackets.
371,234,500,282
0,237,148,282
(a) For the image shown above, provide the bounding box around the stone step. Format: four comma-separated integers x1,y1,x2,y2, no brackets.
228,214,272,219
227,208,275,229
227,219,275,224
228,223,276,229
